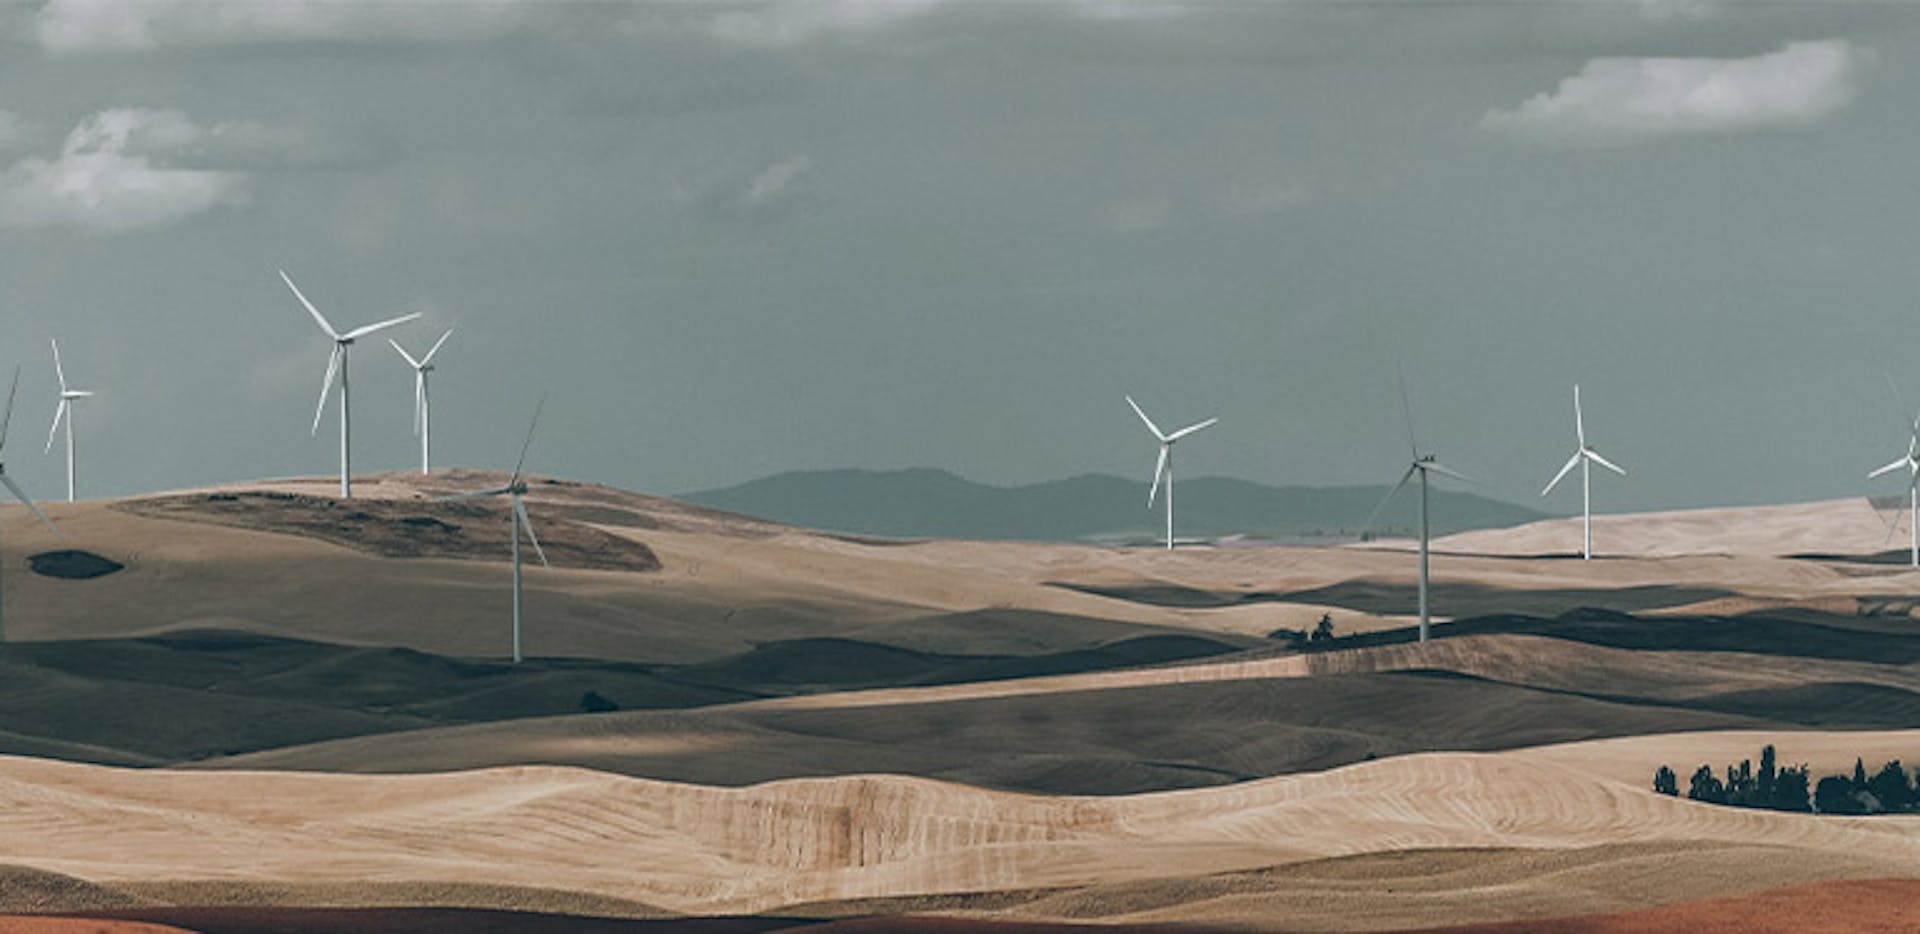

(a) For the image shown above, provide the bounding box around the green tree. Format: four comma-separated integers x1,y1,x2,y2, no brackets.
1758,745,1777,804
1311,614,1335,643
1772,765,1811,813
1726,759,1754,806
1653,765,1679,796
1688,765,1724,803
1868,760,1911,813
1852,757,1869,792
1816,775,1862,815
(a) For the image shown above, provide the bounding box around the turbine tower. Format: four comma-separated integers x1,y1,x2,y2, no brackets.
0,367,58,642
1540,385,1627,560
1869,403,1920,567
1126,396,1217,550
43,339,95,502
281,270,421,498
441,398,548,664
1364,375,1471,643
391,329,454,475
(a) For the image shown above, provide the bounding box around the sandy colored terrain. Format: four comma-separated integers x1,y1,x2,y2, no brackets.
10,473,1920,668
1416,878,1920,933
8,477,1920,930
4,912,1242,934
3,731,1919,929
5,473,1281,662
202,630,1920,791
1431,496,1902,560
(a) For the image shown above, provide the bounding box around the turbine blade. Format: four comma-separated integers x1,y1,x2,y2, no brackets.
1869,457,1909,480
420,328,454,366
311,346,340,437
0,365,19,452
1883,500,1905,545
515,496,549,567
280,269,340,340
1397,368,1419,458
50,339,67,393
1166,417,1219,441
1888,372,1914,436
343,310,423,341
1586,448,1627,476
0,472,57,536
1541,450,1581,496
510,394,546,484
436,485,512,502
1363,464,1417,535
1424,459,1474,484
389,338,422,369
1125,395,1166,441
1147,445,1168,507
44,400,68,456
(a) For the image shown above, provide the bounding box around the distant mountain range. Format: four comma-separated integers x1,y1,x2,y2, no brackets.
681,468,1551,544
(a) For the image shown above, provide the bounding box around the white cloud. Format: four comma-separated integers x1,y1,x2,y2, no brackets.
1483,40,1859,145
742,155,812,205
0,108,254,233
33,0,542,51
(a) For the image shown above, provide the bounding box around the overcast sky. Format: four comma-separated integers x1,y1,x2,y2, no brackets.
2,0,1918,514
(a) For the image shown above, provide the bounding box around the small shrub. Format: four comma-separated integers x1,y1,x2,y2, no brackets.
1266,627,1308,649
1310,613,1335,643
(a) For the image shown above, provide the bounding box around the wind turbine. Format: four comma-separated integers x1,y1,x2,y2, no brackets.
1364,375,1471,643
43,339,95,502
390,329,454,475
1870,377,1920,567
441,398,547,664
281,270,421,498
0,367,58,642
1126,395,1218,550
1540,385,1626,560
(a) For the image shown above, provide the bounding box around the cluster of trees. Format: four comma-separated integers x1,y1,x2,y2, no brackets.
1268,613,1338,649
1654,744,1918,815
